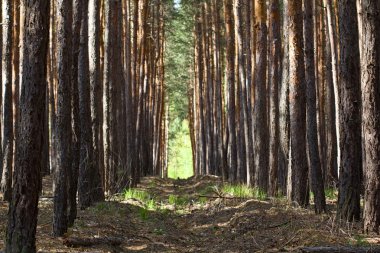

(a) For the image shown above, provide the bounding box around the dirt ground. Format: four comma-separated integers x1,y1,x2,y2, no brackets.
0,175,379,252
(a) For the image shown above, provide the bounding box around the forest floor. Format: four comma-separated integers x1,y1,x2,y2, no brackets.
0,175,379,252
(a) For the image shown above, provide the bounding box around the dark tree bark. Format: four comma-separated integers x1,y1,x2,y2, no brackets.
88,0,105,202
324,0,340,178
103,0,116,194
268,0,281,197
78,0,102,209
253,0,269,191
68,0,82,226
362,0,380,234
1,0,14,202
304,0,326,213
224,0,237,182
288,0,309,207
0,0,3,180
5,0,50,251
337,0,362,222
324,5,338,186
53,0,73,236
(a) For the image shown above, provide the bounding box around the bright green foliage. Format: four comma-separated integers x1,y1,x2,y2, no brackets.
165,1,196,179
325,188,338,200
124,189,152,203
222,184,268,200
168,120,193,179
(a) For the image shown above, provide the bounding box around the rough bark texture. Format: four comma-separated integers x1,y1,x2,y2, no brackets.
68,0,81,226
88,0,105,202
324,5,338,186
5,0,49,251
78,0,99,209
288,0,309,207
362,0,380,234
53,0,73,236
337,0,362,222
253,0,268,191
324,0,340,179
224,0,237,182
304,0,326,213
1,0,13,202
103,0,113,193
268,0,280,197
279,0,290,196
234,0,249,183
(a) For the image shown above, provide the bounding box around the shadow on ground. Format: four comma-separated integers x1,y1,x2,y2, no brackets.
0,176,379,252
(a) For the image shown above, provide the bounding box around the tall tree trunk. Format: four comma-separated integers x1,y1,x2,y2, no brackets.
304,0,326,213
336,0,362,222
88,0,105,202
324,0,340,179
280,0,290,196
53,0,72,236
1,0,13,202
103,0,116,193
268,0,280,197
254,0,268,191
68,0,81,226
362,0,380,234
79,0,103,208
224,0,237,182
288,0,309,207
123,0,133,186
5,0,49,251
324,4,338,186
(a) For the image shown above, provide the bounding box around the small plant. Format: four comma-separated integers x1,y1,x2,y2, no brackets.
91,202,119,215
153,228,165,235
199,184,217,196
221,184,267,200
222,184,255,198
124,188,151,202
168,194,189,207
139,207,149,220
350,235,370,247
146,199,157,210
325,188,338,200
254,188,268,201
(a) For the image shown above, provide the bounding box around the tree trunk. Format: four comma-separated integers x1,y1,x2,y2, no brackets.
324,4,338,186
1,0,13,202
68,0,81,226
324,0,340,179
361,0,380,234
288,0,309,207
280,0,290,196
5,0,49,251
337,0,362,222
268,0,281,197
224,0,237,182
53,0,72,236
88,0,105,202
304,0,326,213
253,0,269,191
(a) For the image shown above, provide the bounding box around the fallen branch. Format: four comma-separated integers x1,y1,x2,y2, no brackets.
197,195,249,200
301,246,380,253
266,220,290,229
63,236,123,248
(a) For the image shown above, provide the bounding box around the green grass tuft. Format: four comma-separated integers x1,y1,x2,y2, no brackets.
222,184,267,200
325,188,338,200
124,188,152,202
168,194,189,207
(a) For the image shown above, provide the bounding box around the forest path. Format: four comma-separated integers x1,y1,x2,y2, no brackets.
0,176,378,252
